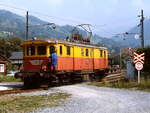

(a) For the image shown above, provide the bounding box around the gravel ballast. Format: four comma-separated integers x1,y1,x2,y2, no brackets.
36,84,150,113
1,82,150,113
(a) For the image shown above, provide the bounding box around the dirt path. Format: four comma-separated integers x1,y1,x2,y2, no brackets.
36,84,150,113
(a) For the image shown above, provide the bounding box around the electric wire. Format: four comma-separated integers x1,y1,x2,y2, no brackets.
0,3,146,37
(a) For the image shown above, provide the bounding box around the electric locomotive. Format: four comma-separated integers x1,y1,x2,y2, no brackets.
15,38,109,88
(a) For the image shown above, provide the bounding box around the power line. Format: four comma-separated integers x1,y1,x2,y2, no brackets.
0,3,27,12
91,25,117,36
0,3,139,29
0,3,145,39
0,3,112,36
0,3,87,25
29,11,84,24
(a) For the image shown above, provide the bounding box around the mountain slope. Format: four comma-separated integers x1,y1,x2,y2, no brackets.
0,10,68,39
0,9,123,53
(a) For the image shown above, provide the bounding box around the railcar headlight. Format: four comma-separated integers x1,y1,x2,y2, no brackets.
41,65,47,71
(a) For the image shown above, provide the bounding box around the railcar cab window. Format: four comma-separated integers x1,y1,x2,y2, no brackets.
37,46,46,55
60,46,62,55
86,49,89,56
66,46,71,55
27,46,35,56
50,46,55,54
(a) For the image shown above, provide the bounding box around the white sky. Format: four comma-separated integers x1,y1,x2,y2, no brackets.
0,0,150,37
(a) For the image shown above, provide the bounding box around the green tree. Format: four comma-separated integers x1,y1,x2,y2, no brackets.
8,37,22,52
0,37,22,58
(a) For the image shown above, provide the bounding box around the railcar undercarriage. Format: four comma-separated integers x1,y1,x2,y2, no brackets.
15,69,108,89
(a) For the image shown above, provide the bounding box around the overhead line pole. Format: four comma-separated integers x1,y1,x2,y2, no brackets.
26,11,29,40
139,9,144,48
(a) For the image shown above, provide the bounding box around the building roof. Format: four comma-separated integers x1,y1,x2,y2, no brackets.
9,52,23,60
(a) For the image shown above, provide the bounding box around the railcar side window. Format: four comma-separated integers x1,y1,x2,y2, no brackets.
81,48,84,56
67,46,71,55
100,50,103,57
37,46,46,55
60,46,62,55
104,51,106,58
27,46,35,56
86,49,89,56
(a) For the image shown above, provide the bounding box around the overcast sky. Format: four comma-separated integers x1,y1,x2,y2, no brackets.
0,0,150,37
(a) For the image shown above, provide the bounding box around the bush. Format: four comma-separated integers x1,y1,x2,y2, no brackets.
136,47,150,77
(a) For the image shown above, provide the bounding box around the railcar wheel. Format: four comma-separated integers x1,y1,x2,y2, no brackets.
89,74,96,81
94,70,106,82
23,77,40,89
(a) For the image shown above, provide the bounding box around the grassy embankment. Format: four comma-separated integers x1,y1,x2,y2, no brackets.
88,77,150,92
0,75,21,82
0,93,71,113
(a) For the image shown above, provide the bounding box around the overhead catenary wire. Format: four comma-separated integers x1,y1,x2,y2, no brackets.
0,3,27,12
0,3,136,28
0,3,145,38
0,3,87,25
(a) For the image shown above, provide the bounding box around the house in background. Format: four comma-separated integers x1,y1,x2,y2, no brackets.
0,54,9,75
9,52,23,70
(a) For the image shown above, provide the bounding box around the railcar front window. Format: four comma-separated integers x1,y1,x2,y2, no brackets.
27,46,35,56
37,46,46,55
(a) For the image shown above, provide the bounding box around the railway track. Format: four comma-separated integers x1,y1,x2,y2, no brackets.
0,71,124,96
0,88,43,96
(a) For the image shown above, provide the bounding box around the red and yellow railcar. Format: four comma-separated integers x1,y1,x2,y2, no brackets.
16,38,109,88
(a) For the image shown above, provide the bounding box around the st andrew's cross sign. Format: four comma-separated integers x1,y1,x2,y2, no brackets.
133,52,145,84
133,52,145,64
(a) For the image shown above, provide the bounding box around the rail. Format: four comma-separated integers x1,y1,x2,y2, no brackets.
0,88,43,96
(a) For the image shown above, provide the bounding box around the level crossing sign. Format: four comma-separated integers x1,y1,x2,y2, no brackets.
133,52,145,64
133,52,145,84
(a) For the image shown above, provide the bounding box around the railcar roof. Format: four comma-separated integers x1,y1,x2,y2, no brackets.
22,38,108,50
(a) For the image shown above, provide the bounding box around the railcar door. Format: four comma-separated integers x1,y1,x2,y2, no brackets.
48,45,58,71
85,48,91,70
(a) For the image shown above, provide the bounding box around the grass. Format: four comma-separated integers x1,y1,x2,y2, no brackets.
88,78,150,92
0,93,71,113
0,76,21,82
